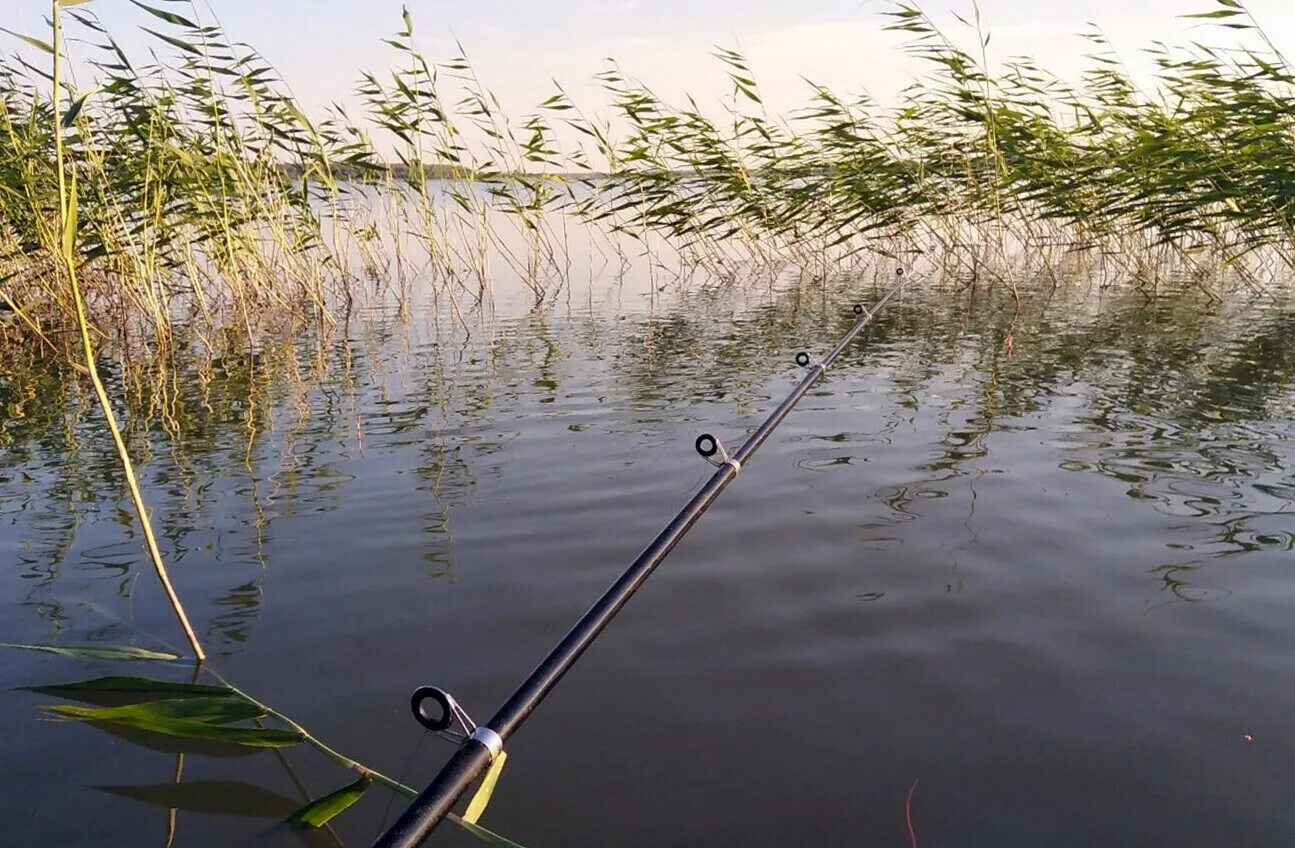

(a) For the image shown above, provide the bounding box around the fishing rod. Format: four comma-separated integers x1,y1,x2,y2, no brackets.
373,269,909,848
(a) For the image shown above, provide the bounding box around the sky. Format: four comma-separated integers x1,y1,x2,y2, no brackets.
4,1,1293,133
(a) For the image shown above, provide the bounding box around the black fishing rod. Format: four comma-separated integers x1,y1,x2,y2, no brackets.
373,269,909,848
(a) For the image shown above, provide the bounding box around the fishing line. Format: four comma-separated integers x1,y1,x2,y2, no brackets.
374,268,910,848
377,725,432,841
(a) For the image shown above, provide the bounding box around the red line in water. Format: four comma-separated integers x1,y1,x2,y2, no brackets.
905,779,920,848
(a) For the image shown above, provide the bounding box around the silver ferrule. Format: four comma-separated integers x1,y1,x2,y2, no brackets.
469,726,505,760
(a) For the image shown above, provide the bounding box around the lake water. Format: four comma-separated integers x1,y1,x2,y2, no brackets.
2,267,1293,847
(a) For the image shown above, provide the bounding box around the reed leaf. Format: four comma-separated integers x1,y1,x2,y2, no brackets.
23,676,234,699
47,696,267,725
3,643,180,662
45,701,303,747
289,776,373,827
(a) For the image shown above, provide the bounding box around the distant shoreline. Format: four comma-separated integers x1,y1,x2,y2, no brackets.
280,162,612,183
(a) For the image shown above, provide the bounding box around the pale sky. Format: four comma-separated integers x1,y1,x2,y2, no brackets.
5,1,1294,130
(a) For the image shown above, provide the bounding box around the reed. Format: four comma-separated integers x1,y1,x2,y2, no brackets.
552,0,1295,290
46,0,206,661
2,0,1292,391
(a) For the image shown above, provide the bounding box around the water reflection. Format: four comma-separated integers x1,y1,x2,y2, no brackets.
5,274,1295,629
2,269,1294,846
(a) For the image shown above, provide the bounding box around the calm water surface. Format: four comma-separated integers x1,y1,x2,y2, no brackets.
2,271,1294,847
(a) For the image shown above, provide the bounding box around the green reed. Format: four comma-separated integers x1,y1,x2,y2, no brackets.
552,1,1295,286
2,0,1293,383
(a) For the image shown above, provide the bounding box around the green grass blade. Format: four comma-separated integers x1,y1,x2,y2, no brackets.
0,27,55,54
48,697,266,725
61,88,99,128
289,776,373,827
21,676,234,700
44,701,302,747
3,643,180,662
140,26,202,55
129,1,199,29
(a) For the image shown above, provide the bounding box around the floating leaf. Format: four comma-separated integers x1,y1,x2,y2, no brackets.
45,700,300,747
3,643,179,662
289,776,372,827
23,676,233,701
48,696,265,725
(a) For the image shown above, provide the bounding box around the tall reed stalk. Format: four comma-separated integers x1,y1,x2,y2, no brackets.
48,0,205,661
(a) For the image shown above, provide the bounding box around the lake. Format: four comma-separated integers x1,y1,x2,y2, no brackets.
2,264,1293,847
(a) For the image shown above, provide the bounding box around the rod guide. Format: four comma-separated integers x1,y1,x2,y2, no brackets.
411,686,453,733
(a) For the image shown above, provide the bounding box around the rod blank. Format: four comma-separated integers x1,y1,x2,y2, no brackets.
373,272,907,848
